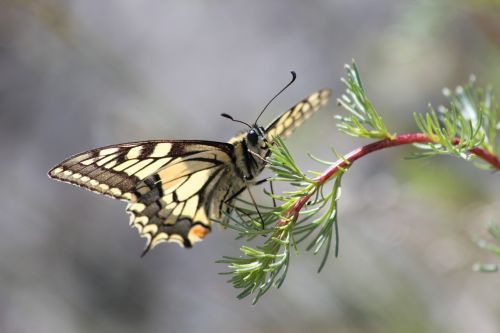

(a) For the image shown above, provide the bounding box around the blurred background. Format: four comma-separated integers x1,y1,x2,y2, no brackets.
1,0,499,332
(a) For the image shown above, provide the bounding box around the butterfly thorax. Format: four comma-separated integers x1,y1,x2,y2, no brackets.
228,125,269,183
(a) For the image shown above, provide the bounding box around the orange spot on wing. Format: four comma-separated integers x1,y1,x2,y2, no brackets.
188,224,210,243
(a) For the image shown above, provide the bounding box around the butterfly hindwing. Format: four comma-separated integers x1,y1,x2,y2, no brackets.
49,140,235,251
265,89,331,141
126,142,235,252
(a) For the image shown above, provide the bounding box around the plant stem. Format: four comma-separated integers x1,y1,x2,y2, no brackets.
319,133,500,182
278,132,500,226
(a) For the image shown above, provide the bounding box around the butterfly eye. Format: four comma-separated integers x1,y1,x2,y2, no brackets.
247,130,259,145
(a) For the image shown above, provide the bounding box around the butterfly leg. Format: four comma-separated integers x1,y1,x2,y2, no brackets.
221,180,261,229
254,177,270,186
253,177,276,208
244,182,265,230
223,177,271,230
223,177,269,204
221,199,256,229
248,150,269,164
269,180,276,208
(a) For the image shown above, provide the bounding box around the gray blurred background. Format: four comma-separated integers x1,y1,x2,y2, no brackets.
1,1,500,332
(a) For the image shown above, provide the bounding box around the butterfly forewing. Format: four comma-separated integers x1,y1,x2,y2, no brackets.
48,141,165,200
49,140,235,251
265,89,331,141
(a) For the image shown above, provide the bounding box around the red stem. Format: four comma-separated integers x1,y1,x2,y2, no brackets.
278,132,500,225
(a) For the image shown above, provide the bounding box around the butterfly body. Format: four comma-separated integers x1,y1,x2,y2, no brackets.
49,89,331,253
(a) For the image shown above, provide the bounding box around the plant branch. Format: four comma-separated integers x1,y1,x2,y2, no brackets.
219,62,500,303
277,132,500,227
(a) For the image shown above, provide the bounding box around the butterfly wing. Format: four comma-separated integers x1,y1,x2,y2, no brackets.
49,140,235,252
265,89,331,140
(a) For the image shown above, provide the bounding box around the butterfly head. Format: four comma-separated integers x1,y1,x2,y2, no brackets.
221,113,268,150
240,124,270,179
246,125,267,149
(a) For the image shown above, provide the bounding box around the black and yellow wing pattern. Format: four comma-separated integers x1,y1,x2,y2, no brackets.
49,88,331,253
266,89,331,140
49,140,235,252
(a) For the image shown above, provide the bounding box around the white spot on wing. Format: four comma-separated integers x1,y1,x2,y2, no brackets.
194,208,209,226
172,202,184,216
143,224,158,234
109,187,122,196
81,158,97,166
124,159,154,176
104,160,117,169
135,157,171,180
122,192,133,200
129,202,146,212
175,168,212,201
168,234,185,247
127,146,143,159
150,143,172,157
113,159,138,172
162,176,188,195
183,196,199,216
98,183,109,191
51,167,64,175
308,92,320,102
134,216,149,226
96,153,118,166
293,102,303,113
99,147,120,156
150,233,169,249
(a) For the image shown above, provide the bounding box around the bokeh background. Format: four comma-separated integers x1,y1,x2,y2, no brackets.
1,1,500,332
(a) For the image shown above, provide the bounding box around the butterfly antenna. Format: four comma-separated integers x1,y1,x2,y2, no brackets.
254,71,297,125
221,113,252,129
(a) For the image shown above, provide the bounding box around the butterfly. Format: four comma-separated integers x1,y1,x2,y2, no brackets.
48,72,331,255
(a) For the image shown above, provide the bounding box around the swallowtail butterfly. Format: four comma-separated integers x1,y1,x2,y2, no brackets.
49,74,331,254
